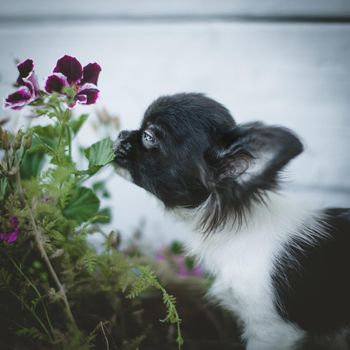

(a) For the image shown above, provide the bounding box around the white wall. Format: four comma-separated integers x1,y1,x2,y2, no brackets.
1,1,349,247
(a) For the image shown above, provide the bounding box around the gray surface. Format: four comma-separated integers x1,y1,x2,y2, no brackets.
0,6,349,245
1,0,350,18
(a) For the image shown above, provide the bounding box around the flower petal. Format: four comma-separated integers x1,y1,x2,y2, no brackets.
15,59,40,95
16,58,34,84
0,231,18,243
6,230,18,243
3,86,33,110
81,63,101,85
53,55,83,84
75,94,87,104
0,216,19,243
23,72,40,96
45,73,69,93
75,83,100,105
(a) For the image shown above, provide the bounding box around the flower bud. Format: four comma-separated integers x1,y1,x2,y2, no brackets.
50,248,64,259
13,129,23,150
1,130,10,150
24,133,32,149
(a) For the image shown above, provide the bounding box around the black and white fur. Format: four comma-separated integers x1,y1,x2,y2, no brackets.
113,93,350,350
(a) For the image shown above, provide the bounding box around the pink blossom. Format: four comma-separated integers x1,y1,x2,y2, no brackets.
0,217,20,243
156,247,204,278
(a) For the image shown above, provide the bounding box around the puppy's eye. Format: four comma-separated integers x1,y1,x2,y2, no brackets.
142,130,156,149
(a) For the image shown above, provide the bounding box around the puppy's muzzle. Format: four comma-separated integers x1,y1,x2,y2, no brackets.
114,130,132,163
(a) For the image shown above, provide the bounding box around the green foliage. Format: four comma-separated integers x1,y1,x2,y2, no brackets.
170,240,185,255
85,137,115,168
127,266,184,349
93,207,112,224
92,180,110,198
77,251,98,274
0,267,12,289
69,114,89,135
20,151,46,179
123,334,147,350
0,178,8,201
0,91,185,350
16,327,47,342
84,137,115,175
63,187,100,224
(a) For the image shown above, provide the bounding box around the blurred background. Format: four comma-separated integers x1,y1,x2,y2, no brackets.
1,0,349,248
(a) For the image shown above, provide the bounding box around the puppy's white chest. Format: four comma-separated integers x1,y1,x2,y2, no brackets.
187,226,306,349
176,193,317,348
188,226,278,323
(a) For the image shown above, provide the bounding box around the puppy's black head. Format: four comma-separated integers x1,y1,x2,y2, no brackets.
114,93,303,232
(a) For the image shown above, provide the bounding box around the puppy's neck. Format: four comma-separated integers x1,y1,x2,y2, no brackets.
172,189,323,243
173,189,326,279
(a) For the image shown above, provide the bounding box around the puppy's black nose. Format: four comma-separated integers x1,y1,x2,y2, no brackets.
115,130,133,158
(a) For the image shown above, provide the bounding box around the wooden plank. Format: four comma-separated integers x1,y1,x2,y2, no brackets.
1,0,350,20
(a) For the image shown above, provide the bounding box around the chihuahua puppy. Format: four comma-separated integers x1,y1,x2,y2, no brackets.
114,93,350,350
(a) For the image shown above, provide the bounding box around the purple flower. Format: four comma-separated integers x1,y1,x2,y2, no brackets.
0,217,20,243
45,55,101,107
175,255,204,278
155,247,204,278
4,59,40,110
16,59,40,93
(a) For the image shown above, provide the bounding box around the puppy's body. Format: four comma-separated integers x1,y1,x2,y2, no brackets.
180,192,330,349
114,93,350,349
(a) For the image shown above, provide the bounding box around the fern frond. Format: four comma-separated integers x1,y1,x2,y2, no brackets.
16,327,46,341
123,334,146,350
127,265,184,349
78,251,98,274
49,229,65,242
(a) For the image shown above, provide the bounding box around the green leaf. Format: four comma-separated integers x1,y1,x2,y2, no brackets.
20,152,46,179
28,143,56,156
20,133,54,178
85,137,115,168
92,180,110,198
170,241,185,255
0,178,8,200
63,187,100,224
33,125,59,148
69,114,88,135
92,207,112,224
185,256,195,270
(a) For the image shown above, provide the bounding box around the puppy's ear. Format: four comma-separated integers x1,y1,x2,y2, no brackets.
206,122,303,190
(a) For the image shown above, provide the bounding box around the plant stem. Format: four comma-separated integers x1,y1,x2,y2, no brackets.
4,148,11,172
15,171,78,329
66,124,72,158
57,121,64,157
55,105,65,159
10,291,54,342
10,256,56,340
